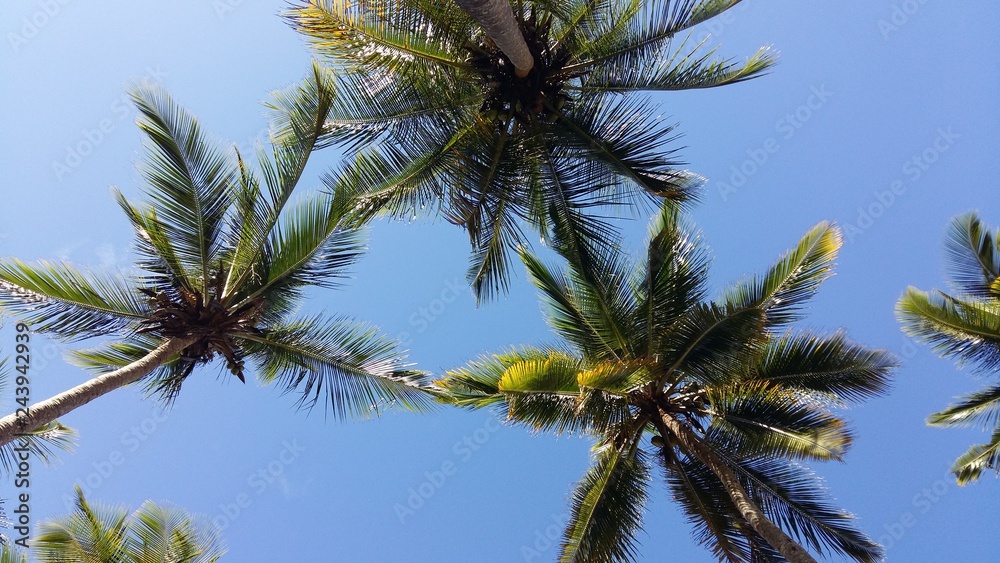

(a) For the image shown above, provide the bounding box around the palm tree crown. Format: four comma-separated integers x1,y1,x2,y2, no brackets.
437,204,895,562
897,211,1000,484
289,0,775,300
2,486,225,562
0,64,432,446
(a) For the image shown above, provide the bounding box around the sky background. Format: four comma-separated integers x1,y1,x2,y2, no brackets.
0,1,998,561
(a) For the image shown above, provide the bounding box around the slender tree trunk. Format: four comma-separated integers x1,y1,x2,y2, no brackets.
655,408,817,563
453,0,534,77
0,337,194,447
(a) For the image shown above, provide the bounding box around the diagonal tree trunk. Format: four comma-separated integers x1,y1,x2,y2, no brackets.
453,0,534,77
655,408,818,563
0,337,194,447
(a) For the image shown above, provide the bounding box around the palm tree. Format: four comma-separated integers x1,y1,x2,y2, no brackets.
897,211,1000,484
1,486,225,562
436,204,895,562
0,64,432,448
288,0,775,300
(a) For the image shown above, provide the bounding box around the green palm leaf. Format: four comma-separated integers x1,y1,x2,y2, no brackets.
663,451,777,562
747,332,895,403
0,421,76,474
0,259,149,341
0,545,27,563
130,82,238,295
560,444,650,563
729,456,883,562
583,41,776,92
928,384,1000,430
724,222,841,327
568,0,746,72
130,501,226,563
951,427,1000,484
240,315,431,419
290,0,471,72
441,347,631,435
706,382,851,461
943,211,1000,298
548,93,700,200
897,288,1000,372
34,486,131,562
522,249,636,361
635,203,711,356
241,191,366,309
225,62,339,300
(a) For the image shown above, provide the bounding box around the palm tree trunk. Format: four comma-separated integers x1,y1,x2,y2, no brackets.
0,337,193,447
453,0,534,77
655,408,817,563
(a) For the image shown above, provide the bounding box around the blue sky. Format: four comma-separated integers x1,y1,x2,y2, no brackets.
0,1,998,561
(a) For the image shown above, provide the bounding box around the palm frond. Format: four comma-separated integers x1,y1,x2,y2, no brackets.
328,121,477,226
583,39,775,92
225,63,339,300
635,202,711,357
67,335,169,374
455,120,531,302
438,347,630,435
663,450,773,563
728,455,883,562
521,249,636,362
0,422,76,473
0,259,148,341
928,384,1000,430
288,0,472,73
897,287,1000,372
723,222,841,327
238,191,366,311
130,501,226,563
321,69,479,152
706,382,851,461
747,331,895,403
34,486,131,562
951,427,1000,484
658,302,764,387
130,82,237,296
241,315,432,419
531,134,633,295
566,0,747,72
943,211,1000,298
0,545,27,563
114,188,187,286
547,93,700,201
560,444,650,563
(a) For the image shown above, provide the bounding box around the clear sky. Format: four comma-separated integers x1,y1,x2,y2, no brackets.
0,1,998,561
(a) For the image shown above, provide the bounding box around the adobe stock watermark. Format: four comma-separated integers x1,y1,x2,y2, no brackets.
212,0,246,21
210,439,306,532
716,85,834,202
51,66,170,182
62,409,172,511
393,416,501,524
7,0,72,53
878,0,929,40
843,127,959,244
520,512,570,562
393,277,466,348
693,1,750,43
879,474,950,553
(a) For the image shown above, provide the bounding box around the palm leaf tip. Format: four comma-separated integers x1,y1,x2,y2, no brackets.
951,428,1000,484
